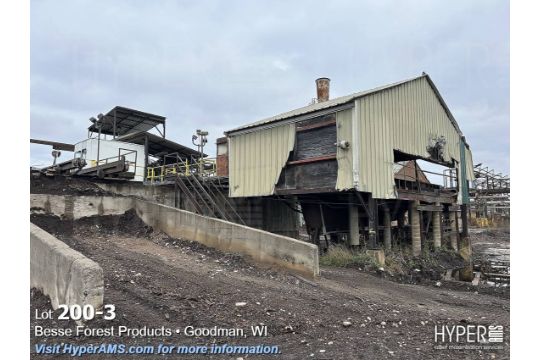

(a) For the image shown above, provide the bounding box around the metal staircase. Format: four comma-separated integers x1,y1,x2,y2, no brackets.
146,153,245,225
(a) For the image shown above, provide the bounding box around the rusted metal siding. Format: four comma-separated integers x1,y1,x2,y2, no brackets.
228,123,295,197
354,77,474,200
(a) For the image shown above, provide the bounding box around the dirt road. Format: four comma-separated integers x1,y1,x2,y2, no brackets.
31,213,510,359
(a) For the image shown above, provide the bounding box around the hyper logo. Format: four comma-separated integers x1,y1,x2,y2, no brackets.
434,325,504,343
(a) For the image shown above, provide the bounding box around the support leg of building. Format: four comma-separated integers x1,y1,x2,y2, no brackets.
433,202,442,249
383,206,391,251
409,200,421,256
459,203,474,281
451,210,459,251
397,210,405,247
348,194,360,249
460,203,469,240
368,195,377,249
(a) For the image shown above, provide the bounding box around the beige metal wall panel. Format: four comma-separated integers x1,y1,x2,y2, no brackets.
229,123,295,197
465,147,475,182
335,108,354,190
356,77,470,199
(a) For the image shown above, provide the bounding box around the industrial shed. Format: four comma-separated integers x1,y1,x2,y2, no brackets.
226,74,474,201
224,73,475,257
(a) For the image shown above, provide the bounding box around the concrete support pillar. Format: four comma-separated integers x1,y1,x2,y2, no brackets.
451,210,459,251
348,195,360,248
383,206,391,251
397,210,405,246
409,200,421,256
460,204,469,240
432,202,442,249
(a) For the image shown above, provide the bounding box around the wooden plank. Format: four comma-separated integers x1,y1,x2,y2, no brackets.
296,119,336,132
417,205,443,212
288,154,336,166
275,187,337,195
396,189,456,203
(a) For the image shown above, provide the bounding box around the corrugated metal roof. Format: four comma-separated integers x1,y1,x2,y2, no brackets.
225,73,464,137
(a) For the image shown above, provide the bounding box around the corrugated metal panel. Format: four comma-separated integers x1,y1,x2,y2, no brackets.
465,146,475,181
225,75,428,134
228,123,295,197
335,108,353,190
356,77,470,199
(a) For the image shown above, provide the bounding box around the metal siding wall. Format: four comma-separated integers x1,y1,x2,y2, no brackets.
357,77,471,199
465,147,475,181
229,123,295,197
336,108,353,190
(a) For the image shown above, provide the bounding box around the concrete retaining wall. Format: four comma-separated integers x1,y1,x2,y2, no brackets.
30,194,134,219
29,194,319,278
134,200,319,278
95,182,177,207
30,223,104,310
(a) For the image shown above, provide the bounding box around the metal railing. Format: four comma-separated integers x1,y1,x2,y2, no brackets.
146,155,217,183
88,149,138,172
393,161,458,193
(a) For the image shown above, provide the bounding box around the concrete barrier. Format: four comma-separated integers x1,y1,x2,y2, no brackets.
29,194,319,278
134,200,320,278
30,223,104,310
30,194,134,219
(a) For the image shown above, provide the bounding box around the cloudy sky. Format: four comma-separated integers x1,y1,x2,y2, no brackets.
30,0,509,176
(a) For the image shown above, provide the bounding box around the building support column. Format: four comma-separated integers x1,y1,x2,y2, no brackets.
451,210,459,251
367,195,377,249
143,134,149,183
409,200,421,256
383,206,391,251
397,210,405,247
460,203,469,241
348,194,360,249
459,203,474,280
433,202,442,249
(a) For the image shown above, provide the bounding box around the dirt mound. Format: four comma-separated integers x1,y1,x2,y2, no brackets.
30,211,280,278
31,210,152,240
30,174,117,196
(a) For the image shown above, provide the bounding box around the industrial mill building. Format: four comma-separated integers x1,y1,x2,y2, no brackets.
223,73,475,256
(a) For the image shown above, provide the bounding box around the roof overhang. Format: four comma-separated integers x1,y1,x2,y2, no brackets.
116,131,203,158
30,138,75,152
88,106,166,137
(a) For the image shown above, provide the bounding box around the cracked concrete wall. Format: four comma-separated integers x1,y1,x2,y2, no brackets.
30,223,104,310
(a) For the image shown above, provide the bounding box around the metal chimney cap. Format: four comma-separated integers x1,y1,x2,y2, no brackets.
315,77,331,102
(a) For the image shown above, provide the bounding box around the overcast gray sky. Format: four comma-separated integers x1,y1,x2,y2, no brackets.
30,0,509,176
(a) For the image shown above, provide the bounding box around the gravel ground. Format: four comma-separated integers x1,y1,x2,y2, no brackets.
30,213,510,359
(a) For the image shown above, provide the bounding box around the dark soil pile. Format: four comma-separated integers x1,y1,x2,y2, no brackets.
30,174,116,196
31,210,151,240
